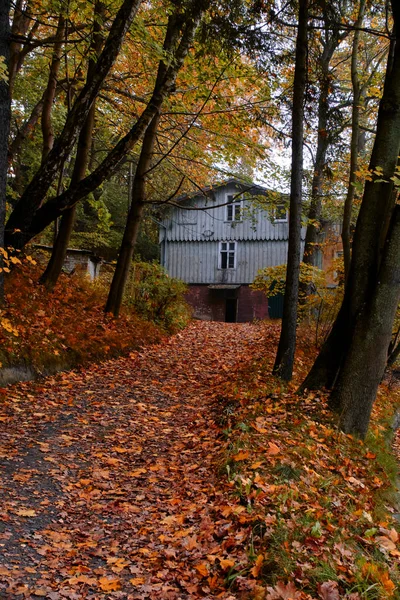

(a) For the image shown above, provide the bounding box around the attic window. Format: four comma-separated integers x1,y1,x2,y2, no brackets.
226,195,242,222
273,204,288,223
220,241,236,269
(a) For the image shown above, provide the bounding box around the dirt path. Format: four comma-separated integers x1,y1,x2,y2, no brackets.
0,322,266,600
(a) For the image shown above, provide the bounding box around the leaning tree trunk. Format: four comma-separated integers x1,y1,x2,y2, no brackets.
106,9,193,317
40,1,105,290
0,0,10,304
273,0,308,380
300,7,400,392
105,111,160,317
331,205,400,437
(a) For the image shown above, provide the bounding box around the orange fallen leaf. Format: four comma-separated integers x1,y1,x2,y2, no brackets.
99,577,121,591
250,554,264,577
219,558,235,570
195,563,209,577
130,577,146,586
267,442,280,455
233,450,250,461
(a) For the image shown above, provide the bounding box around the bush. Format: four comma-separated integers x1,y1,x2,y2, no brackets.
124,261,191,332
251,262,343,346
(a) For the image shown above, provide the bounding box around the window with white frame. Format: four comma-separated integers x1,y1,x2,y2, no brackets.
273,204,288,223
226,195,242,222
220,241,236,269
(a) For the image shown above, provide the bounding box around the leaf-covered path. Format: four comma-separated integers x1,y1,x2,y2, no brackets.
0,322,267,599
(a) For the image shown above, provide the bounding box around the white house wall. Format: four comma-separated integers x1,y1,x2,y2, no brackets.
163,182,289,243
165,240,290,284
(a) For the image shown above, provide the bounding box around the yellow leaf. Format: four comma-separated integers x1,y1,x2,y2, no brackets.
15,508,36,517
128,468,147,477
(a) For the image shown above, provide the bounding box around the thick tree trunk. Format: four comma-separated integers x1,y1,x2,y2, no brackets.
341,0,365,283
300,7,400,392
40,2,105,290
332,206,400,437
273,0,308,380
0,0,10,303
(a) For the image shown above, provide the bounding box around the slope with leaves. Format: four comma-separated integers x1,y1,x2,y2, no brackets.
0,321,399,599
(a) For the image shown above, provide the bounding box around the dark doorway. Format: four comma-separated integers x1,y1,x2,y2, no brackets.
225,298,238,322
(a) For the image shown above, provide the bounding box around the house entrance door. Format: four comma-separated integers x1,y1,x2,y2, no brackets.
225,298,238,323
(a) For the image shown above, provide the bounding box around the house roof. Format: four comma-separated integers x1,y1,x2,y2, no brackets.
161,179,298,243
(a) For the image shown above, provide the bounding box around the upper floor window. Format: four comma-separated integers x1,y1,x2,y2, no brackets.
226,195,242,222
273,204,288,223
220,241,236,269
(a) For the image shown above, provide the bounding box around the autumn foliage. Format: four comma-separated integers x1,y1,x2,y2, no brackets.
0,260,165,373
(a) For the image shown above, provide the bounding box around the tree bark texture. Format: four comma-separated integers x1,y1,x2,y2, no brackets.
273,0,308,380
301,5,400,392
332,205,400,437
0,0,10,303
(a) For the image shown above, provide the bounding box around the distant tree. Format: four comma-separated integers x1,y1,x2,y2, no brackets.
273,0,308,380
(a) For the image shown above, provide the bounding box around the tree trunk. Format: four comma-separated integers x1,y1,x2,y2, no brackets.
303,24,341,266
105,199,145,317
41,12,65,163
9,0,32,94
300,5,400,392
0,0,10,304
40,1,105,290
332,205,400,437
273,0,308,380
341,0,365,283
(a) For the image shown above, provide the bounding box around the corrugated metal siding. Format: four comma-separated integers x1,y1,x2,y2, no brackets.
163,183,294,242
165,240,292,284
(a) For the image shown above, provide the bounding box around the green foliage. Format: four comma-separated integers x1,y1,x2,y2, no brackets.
124,261,191,332
251,262,327,314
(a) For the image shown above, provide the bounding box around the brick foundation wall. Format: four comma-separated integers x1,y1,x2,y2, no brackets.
237,286,269,322
185,285,269,322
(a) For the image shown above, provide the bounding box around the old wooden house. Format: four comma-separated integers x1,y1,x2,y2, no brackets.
159,179,298,322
